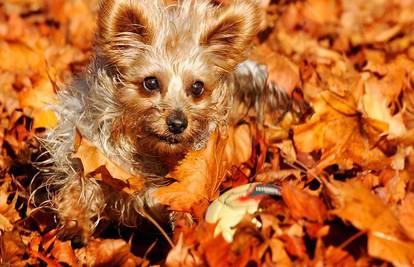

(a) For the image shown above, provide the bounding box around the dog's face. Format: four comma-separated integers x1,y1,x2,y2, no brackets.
95,0,261,156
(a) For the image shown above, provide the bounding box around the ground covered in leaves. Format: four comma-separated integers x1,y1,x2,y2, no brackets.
1,0,414,266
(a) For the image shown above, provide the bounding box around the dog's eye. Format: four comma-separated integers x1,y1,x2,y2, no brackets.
191,81,204,97
143,77,160,91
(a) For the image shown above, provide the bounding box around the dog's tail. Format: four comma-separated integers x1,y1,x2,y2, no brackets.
232,60,310,125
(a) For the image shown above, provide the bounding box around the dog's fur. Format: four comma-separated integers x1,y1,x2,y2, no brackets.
32,0,287,243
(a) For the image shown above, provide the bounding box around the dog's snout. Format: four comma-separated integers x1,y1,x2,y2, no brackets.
166,110,188,134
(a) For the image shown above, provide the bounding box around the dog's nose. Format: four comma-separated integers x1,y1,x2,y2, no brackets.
166,111,188,134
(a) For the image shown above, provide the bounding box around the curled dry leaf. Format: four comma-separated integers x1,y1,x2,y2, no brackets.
74,122,254,211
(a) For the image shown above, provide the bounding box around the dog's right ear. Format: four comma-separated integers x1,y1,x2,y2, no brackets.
96,0,156,56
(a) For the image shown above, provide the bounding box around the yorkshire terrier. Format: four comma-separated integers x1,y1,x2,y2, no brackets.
33,0,288,244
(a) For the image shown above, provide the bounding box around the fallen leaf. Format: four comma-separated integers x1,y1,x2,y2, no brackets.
303,0,340,25
155,123,255,211
368,232,414,267
75,238,143,267
279,234,307,260
166,234,200,267
74,136,145,194
281,183,328,223
252,48,300,94
362,73,407,137
0,230,27,267
0,180,20,231
0,42,44,72
399,193,414,241
51,240,78,267
324,246,355,267
267,238,292,266
294,90,388,171
326,179,414,266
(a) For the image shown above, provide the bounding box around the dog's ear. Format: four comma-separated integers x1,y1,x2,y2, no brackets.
96,0,156,55
200,1,262,72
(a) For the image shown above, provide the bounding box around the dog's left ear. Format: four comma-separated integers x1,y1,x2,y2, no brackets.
200,1,262,72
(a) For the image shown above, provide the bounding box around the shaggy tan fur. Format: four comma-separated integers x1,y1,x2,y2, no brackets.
32,0,289,244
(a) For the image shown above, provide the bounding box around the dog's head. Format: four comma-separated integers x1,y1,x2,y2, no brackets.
94,0,261,156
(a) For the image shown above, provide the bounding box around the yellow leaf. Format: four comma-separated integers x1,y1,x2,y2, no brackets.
32,109,57,129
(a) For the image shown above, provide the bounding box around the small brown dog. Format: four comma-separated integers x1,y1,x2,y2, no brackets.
33,0,284,244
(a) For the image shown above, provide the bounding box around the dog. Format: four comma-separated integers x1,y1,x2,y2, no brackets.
33,0,287,244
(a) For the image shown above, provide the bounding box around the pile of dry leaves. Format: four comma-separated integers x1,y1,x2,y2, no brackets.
1,0,414,266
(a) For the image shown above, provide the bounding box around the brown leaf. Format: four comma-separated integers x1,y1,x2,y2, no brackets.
362,75,407,137
204,234,232,267
0,180,20,231
0,230,27,267
267,238,292,266
155,123,254,211
252,48,300,94
51,240,78,267
168,222,230,267
0,42,45,72
293,91,388,171
368,232,414,267
74,137,144,194
282,183,328,223
166,234,200,267
303,0,340,25
280,234,307,260
326,179,414,266
75,238,142,267
324,246,355,267
399,193,414,241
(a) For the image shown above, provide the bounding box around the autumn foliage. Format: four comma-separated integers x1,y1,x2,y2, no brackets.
1,0,414,266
